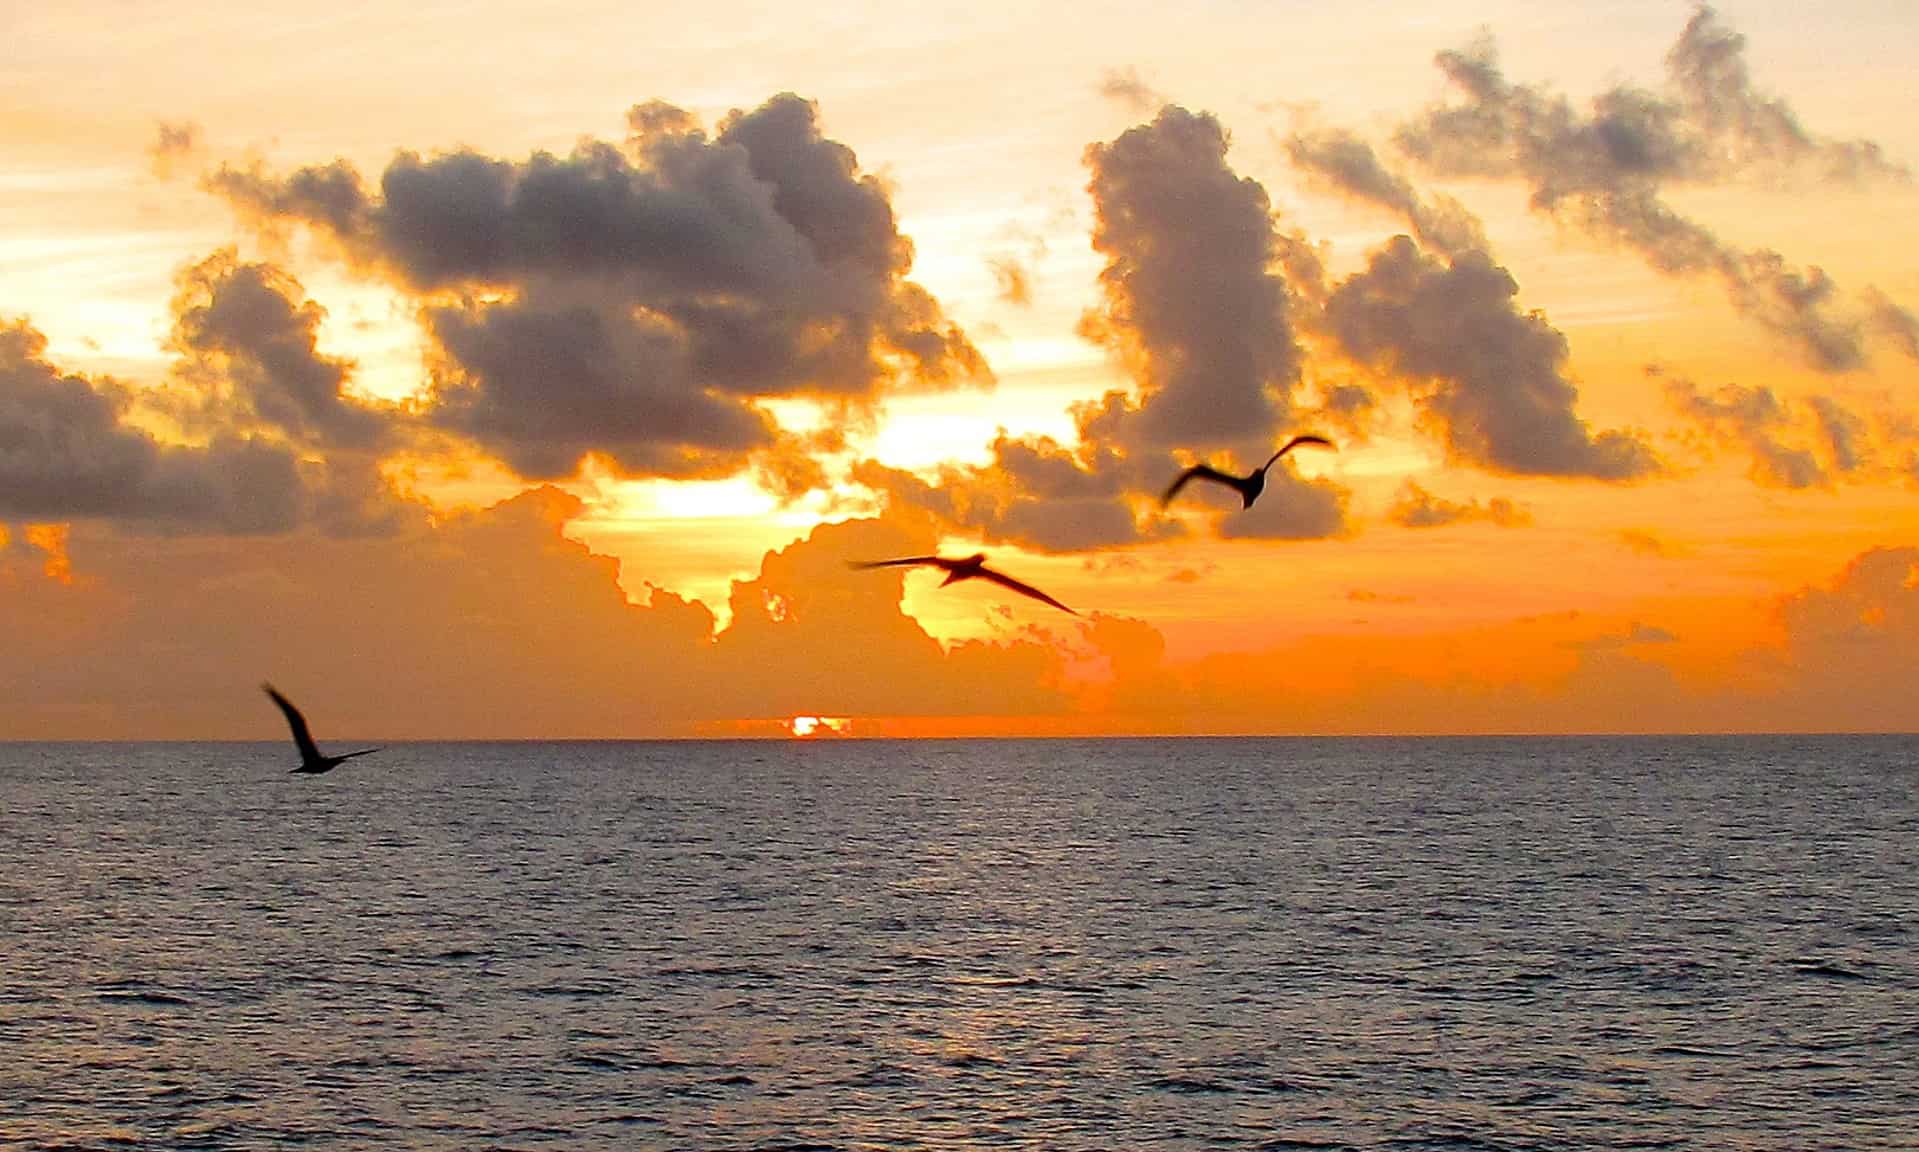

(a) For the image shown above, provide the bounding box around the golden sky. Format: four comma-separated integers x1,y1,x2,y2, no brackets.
4,1,1919,738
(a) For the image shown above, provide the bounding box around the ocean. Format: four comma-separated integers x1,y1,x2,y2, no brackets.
2,735,1915,1149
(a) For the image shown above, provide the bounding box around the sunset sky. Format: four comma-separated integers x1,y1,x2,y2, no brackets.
5,1,1918,738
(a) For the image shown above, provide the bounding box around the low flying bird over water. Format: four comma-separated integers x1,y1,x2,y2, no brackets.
262,684,379,775
850,553,1077,615
1161,434,1336,510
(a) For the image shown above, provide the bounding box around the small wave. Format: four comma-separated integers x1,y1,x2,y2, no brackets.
524,983,618,998
1149,1075,1232,1094
1794,960,1869,980
96,990,191,1007
842,1063,916,1088
1650,1044,1739,1059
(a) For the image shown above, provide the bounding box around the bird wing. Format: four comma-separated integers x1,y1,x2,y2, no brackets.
262,684,322,763
848,556,950,571
1161,464,1241,507
1263,434,1336,470
975,566,1078,615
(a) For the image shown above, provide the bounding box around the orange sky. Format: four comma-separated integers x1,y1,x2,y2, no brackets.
4,2,1918,738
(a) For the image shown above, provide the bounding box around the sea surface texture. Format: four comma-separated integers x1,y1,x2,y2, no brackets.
2,735,1916,1149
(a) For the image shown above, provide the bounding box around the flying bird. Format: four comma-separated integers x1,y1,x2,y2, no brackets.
1160,434,1336,510
850,553,1077,615
262,684,379,775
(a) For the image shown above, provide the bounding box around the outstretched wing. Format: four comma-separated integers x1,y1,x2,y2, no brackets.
261,684,322,763
1263,434,1336,470
1161,464,1241,507
848,556,949,571
975,566,1078,615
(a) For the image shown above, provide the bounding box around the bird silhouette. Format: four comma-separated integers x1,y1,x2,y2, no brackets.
262,684,379,774
850,553,1077,615
1160,434,1336,510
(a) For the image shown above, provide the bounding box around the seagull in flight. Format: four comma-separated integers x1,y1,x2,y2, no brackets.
262,684,379,775
1160,434,1336,510
850,553,1077,615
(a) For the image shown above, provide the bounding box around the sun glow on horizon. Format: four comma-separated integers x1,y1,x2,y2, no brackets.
789,715,850,737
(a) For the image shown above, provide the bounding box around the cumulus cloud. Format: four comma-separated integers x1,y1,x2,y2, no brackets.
1391,6,1909,371
1766,546,1919,728
423,290,773,481
1213,467,1350,541
1283,127,1488,259
168,250,396,452
1864,288,1919,363
1079,106,1303,461
0,491,1111,737
1277,129,1652,477
853,433,1173,554
1387,480,1530,529
1807,395,1868,475
210,92,987,484
0,318,327,532
1665,7,1907,181
1325,236,1657,479
3,243,421,537
855,106,1349,552
1657,368,1867,489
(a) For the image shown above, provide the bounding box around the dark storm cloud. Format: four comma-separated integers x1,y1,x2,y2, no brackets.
1283,128,1488,259
1325,236,1657,480
1,319,307,530
1660,370,1826,489
1390,6,1905,372
210,93,986,482
1387,480,1530,529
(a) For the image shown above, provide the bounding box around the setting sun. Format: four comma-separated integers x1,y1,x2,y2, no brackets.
789,715,850,738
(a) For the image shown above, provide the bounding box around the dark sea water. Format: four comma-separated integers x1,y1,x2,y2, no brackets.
2,736,1916,1150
